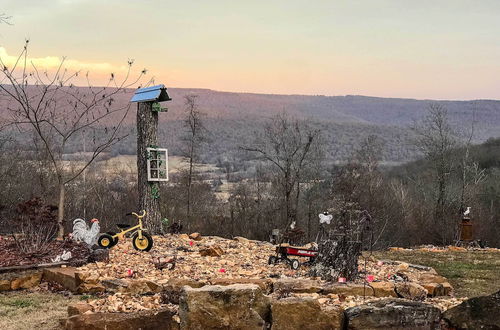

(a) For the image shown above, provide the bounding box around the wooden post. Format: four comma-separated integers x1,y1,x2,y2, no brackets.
137,102,161,233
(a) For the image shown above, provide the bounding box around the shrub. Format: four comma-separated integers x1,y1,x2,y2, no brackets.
11,198,58,256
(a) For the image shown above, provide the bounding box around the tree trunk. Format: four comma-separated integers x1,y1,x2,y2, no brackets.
307,204,312,241
186,146,194,232
137,102,161,234
57,182,65,239
310,233,362,281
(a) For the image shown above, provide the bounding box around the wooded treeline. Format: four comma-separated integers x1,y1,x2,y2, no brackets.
1,97,499,248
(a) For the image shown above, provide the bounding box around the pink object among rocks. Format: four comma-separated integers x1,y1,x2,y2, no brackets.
189,241,194,246
377,261,384,266
127,269,134,277
219,268,226,273
338,277,347,283
366,275,375,282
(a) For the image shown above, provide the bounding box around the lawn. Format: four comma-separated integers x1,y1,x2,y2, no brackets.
0,291,79,330
372,249,500,298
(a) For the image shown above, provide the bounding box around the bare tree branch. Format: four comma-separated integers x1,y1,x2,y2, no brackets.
0,41,147,238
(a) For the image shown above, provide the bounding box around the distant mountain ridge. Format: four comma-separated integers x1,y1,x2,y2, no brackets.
1,86,499,163
160,88,500,139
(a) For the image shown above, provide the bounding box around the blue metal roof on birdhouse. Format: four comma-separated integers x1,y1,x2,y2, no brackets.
130,84,172,103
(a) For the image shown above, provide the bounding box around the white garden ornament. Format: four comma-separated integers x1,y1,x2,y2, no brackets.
72,218,101,247
319,212,333,225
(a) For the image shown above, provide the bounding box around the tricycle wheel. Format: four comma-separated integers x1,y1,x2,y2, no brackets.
132,231,153,252
290,259,300,270
268,256,277,265
106,232,119,247
98,234,114,249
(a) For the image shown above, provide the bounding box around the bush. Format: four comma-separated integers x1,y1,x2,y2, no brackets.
11,198,58,256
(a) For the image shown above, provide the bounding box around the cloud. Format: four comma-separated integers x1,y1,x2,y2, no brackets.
0,47,128,74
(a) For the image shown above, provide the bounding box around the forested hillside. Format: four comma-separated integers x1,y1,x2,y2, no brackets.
3,87,498,163
1,85,499,247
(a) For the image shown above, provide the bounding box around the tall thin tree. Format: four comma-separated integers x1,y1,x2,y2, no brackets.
181,94,206,230
243,113,323,232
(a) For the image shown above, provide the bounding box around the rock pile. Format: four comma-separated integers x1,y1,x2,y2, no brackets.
75,234,455,293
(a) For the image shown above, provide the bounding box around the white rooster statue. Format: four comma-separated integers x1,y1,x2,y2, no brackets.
71,218,100,247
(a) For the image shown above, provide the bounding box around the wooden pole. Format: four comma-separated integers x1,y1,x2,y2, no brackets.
137,102,161,233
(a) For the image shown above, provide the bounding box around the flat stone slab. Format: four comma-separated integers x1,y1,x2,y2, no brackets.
43,267,80,292
179,284,271,330
64,308,179,330
271,297,344,330
442,290,500,330
369,282,397,297
0,270,42,291
322,283,375,296
274,278,322,294
345,298,441,329
209,278,273,294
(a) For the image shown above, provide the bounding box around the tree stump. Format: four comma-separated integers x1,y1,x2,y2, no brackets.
137,102,161,233
310,234,362,281
310,208,372,281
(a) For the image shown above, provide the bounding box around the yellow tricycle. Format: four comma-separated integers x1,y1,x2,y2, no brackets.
97,210,154,252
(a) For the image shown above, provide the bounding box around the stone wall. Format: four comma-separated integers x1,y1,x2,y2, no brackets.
62,284,486,330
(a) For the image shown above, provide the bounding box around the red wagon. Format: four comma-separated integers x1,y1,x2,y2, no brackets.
268,245,318,270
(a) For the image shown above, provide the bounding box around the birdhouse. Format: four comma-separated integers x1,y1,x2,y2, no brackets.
147,147,168,182
130,84,172,103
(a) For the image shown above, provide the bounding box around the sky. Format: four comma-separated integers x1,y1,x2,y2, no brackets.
0,0,499,100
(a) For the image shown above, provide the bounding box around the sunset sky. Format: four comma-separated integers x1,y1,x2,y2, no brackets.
1,0,499,100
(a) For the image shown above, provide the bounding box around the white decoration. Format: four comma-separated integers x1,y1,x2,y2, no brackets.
463,207,471,216
319,213,333,225
147,147,169,182
51,250,72,263
72,218,100,246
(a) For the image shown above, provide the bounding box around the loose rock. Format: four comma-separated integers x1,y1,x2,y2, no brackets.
442,290,500,330
64,308,179,330
0,279,10,291
394,282,428,300
199,245,224,257
274,278,322,295
345,298,441,329
271,297,343,330
369,282,397,297
189,233,202,241
179,284,271,330
322,283,375,297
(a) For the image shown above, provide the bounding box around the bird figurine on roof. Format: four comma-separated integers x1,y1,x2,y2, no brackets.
319,211,333,225
290,221,296,230
71,218,100,247
463,207,471,217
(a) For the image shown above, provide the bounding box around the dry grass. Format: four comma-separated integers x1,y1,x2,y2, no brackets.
373,249,500,298
0,291,79,330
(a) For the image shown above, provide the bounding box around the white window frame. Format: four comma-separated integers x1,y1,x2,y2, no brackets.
147,147,169,182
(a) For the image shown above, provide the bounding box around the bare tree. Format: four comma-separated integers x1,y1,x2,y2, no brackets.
181,94,206,230
243,113,323,231
412,104,459,244
458,108,486,215
0,40,147,238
